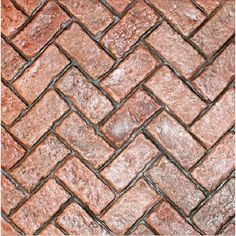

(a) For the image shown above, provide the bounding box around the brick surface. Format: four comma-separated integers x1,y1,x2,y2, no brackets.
220,223,235,236
106,0,132,13
195,0,223,14
130,224,154,235
15,0,45,14
39,224,63,235
1,218,18,236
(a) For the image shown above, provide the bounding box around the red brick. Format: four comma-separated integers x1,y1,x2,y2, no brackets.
101,90,160,147
195,0,223,14
220,223,235,236
11,179,70,235
147,201,199,235
191,132,234,191
11,90,69,147
101,0,159,58
101,46,158,102
145,66,206,124
12,1,69,58
148,156,205,215
56,113,114,169
13,45,68,103
192,178,235,235
190,88,235,148
39,224,63,235
101,179,159,235
16,0,46,14
130,224,154,235
193,43,235,101
56,67,113,124
149,0,206,36
101,134,159,192
1,218,18,236
1,83,26,125
59,0,114,35
192,1,234,57
11,135,70,192
147,22,205,79
56,23,114,79
55,156,115,215
106,0,132,13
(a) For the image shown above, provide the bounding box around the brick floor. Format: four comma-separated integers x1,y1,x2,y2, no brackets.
1,0,235,235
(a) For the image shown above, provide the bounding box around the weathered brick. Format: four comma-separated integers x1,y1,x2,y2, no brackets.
56,23,114,79
101,46,158,102
101,0,159,58
11,179,70,235
106,0,132,13
192,179,235,235
11,135,70,192
56,113,114,169
130,224,154,235
101,90,160,147
55,156,115,215
39,224,63,235
191,132,234,191
193,43,235,101
195,0,223,14
101,134,159,192
11,90,69,147
1,218,18,236
147,22,205,79
192,1,234,57
145,66,206,124
13,45,68,103
12,1,69,58
190,88,235,148
56,67,113,124
148,156,205,215
220,223,235,236
147,201,199,235
16,0,46,14
101,179,159,235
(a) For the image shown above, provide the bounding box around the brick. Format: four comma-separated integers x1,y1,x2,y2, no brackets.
11,179,70,235
148,156,205,215
13,45,68,103
101,90,160,147
147,111,205,169
220,223,235,236
101,0,159,58
1,127,25,170
57,202,109,235
192,178,235,235
145,66,206,124
106,0,132,13
59,0,114,35
1,83,26,125
11,135,70,192
192,1,234,57
1,175,25,215
195,0,223,14
1,218,18,236
56,156,115,215
56,23,114,79
11,90,69,147
101,134,159,192
147,201,199,235
147,22,205,79
39,224,63,235
101,46,158,103
101,179,159,234
15,0,45,14
12,1,69,58
193,43,235,101
149,0,206,36
191,132,234,191
56,113,114,169
130,224,154,235
56,67,113,124
190,88,235,148
1,38,26,81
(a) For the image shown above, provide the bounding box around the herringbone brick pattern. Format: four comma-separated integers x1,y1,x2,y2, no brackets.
1,0,235,235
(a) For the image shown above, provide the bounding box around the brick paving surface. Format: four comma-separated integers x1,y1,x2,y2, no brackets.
1,0,235,235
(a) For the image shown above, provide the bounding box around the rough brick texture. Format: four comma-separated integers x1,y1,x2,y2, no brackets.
195,0,223,14
1,218,18,236
220,223,235,236
106,0,132,13
130,224,154,235
39,224,63,235
15,0,45,14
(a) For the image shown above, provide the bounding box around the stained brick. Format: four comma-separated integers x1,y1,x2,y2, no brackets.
11,90,69,147
56,67,113,124
56,156,115,215
56,113,114,169
190,88,235,148
101,90,160,147
220,223,235,236
195,0,223,14
1,218,18,236
101,134,159,192
106,0,132,13
11,135,70,192
192,179,235,235
39,224,63,235
11,179,70,235
130,224,154,235
101,46,158,102
101,0,159,58
148,156,205,215
56,23,114,79
16,0,46,14
13,45,68,103
145,66,206,124
13,1,69,58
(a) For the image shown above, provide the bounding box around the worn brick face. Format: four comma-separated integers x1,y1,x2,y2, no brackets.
130,224,154,235
1,218,18,236
39,224,63,235
220,223,235,236
106,0,132,13
15,0,45,14
195,0,223,14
